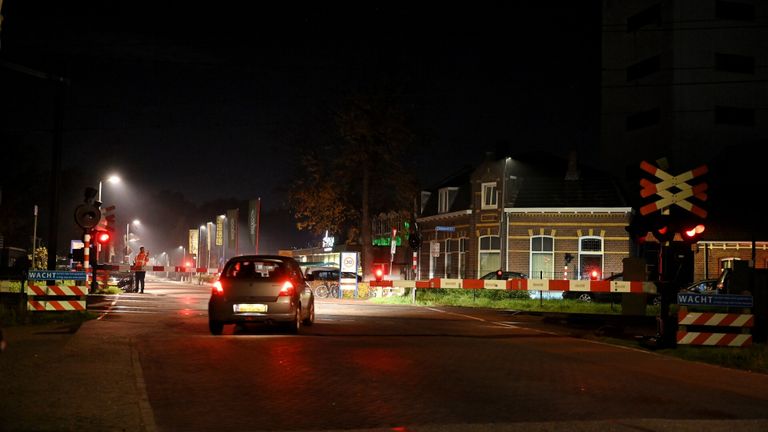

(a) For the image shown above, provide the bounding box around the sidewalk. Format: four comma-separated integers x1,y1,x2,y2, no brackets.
0,319,154,432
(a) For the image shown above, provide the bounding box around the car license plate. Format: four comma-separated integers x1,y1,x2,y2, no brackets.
234,303,268,313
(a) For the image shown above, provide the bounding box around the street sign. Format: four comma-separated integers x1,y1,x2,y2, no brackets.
430,241,440,257
639,161,708,217
677,293,753,308
435,226,456,232
29,270,87,281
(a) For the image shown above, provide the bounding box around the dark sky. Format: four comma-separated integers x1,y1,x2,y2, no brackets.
1,1,602,208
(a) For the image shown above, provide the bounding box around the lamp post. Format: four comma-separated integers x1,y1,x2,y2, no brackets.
178,246,186,282
125,219,140,263
206,221,213,269
97,174,121,203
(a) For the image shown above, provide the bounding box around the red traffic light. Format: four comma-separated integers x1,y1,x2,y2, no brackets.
95,230,111,244
374,268,384,281
684,224,705,238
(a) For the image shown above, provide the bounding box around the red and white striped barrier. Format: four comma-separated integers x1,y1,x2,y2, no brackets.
677,310,753,347
26,284,88,312
98,264,219,274
27,298,86,312
678,311,753,328
27,285,89,296
369,278,658,294
676,331,752,347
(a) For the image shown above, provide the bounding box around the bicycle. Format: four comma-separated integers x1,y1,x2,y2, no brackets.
314,281,340,299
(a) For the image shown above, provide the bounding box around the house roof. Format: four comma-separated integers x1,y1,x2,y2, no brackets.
419,150,628,217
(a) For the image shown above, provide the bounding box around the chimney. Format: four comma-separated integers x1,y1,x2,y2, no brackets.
565,150,580,181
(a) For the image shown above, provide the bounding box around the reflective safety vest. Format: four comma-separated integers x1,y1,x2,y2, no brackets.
134,252,149,267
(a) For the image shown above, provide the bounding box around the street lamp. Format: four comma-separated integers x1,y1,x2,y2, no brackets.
125,219,140,263
98,174,121,203
178,245,187,282
206,221,213,269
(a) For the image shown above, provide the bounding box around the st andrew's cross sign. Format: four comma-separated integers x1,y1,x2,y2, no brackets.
638,161,708,217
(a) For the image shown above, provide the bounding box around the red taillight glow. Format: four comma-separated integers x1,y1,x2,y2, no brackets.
212,280,223,295
279,281,295,296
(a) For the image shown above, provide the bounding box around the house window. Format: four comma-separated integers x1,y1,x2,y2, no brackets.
438,187,458,214
715,53,755,74
626,55,661,81
478,235,500,278
715,106,755,126
481,182,498,209
530,235,554,279
446,238,468,279
626,107,660,131
716,0,755,21
578,236,604,280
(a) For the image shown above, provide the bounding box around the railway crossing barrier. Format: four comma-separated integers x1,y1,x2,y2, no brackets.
676,292,754,347
26,270,89,312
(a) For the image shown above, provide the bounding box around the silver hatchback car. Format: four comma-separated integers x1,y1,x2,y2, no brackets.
208,255,315,335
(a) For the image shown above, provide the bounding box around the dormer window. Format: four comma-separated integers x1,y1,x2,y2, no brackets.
438,187,458,213
481,182,498,209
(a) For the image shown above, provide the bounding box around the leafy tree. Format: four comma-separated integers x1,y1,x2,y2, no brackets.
288,89,418,276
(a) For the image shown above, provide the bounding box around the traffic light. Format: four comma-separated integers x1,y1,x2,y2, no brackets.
374,267,384,281
74,187,102,230
408,230,422,250
677,222,705,244
93,229,111,244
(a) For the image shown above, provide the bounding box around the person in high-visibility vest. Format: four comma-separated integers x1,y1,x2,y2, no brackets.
134,246,150,293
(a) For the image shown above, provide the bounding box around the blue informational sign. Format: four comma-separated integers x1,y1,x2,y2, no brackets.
677,293,753,308
435,226,456,232
28,270,87,281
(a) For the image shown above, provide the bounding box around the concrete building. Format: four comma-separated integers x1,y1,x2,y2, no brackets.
601,0,768,177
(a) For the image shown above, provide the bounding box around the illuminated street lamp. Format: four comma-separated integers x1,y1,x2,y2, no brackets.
125,219,141,263
98,174,121,203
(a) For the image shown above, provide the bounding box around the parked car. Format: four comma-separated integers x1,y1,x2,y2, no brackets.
208,255,314,335
479,270,527,280
562,273,661,305
477,270,560,299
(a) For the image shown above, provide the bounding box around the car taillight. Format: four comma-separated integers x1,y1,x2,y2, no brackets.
212,280,224,295
279,281,295,296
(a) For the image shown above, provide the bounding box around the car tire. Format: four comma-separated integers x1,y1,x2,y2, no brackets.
577,293,593,302
287,305,302,333
303,301,315,326
209,319,224,335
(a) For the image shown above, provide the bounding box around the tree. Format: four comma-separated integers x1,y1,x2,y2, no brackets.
287,89,418,277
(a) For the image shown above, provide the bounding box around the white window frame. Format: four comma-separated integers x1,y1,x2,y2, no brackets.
438,187,459,214
477,235,501,278
578,236,604,280
529,235,554,279
481,182,498,209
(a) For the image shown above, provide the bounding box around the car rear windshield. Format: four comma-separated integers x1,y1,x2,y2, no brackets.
222,259,287,281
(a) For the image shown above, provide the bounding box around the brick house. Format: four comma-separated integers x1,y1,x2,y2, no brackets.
415,151,632,281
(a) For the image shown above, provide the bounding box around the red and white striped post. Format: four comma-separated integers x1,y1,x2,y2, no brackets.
83,233,91,287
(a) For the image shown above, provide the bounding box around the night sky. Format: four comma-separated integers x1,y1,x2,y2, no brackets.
2,1,601,205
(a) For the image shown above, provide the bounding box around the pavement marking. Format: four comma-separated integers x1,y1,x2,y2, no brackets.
426,307,566,335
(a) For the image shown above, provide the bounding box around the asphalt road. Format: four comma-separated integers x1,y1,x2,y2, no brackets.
1,278,767,432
